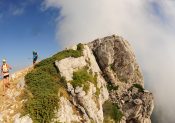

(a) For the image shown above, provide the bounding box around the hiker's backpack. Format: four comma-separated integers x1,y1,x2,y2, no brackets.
2,64,9,73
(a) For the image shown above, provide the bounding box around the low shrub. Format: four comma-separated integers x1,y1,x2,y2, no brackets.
23,44,84,123
103,101,123,123
35,43,84,69
71,67,99,95
71,68,92,93
24,70,59,123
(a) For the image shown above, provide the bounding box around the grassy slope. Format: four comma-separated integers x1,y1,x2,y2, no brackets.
23,44,84,123
23,43,123,123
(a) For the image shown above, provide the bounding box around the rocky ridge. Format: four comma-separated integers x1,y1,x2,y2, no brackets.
54,35,154,123
0,34,154,123
87,35,154,123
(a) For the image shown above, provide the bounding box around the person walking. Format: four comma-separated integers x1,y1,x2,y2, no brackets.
33,51,38,65
1,59,12,95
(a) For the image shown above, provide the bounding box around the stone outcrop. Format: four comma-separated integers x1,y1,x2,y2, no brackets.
52,97,81,123
88,35,154,123
55,45,109,123
88,35,143,90
54,35,154,123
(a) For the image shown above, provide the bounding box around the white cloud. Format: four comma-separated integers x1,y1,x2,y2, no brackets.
12,7,24,16
8,2,28,16
43,0,175,122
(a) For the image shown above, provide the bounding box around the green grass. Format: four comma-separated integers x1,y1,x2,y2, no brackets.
23,44,84,123
103,101,123,123
71,67,100,96
72,67,93,93
34,43,84,69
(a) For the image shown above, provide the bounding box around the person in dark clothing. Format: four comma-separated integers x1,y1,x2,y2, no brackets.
33,51,38,64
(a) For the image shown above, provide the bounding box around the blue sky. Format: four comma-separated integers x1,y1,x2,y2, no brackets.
0,0,60,72
0,0,170,73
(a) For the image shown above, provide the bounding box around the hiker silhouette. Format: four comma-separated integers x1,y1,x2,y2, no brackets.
33,51,38,64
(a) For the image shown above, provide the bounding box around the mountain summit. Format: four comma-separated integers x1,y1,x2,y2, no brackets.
0,35,154,123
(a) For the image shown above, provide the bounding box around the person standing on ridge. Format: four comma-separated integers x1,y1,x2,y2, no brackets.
33,51,38,64
1,59,12,95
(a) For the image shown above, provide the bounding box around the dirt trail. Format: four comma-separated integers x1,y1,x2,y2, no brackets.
0,66,32,123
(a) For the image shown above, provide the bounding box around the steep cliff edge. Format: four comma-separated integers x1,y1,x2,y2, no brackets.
0,34,154,123
54,35,154,123
88,35,154,123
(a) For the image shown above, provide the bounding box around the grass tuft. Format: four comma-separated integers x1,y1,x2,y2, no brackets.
71,67,99,96
71,67,92,93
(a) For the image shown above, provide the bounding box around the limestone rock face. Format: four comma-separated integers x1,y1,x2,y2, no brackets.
56,57,87,81
55,45,109,123
14,114,32,123
54,35,154,123
88,35,154,123
52,97,81,123
88,35,143,86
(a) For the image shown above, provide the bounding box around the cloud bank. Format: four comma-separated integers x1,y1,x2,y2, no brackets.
43,0,175,122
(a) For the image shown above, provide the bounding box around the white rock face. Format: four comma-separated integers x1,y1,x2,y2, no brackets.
55,57,87,81
53,97,81,123
78,83,102,122
83,45,102,73
56,45,109,123
83,45,109,104
88,35,154,123
83,45,109,103
14,114,33,123
55,35,153,123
